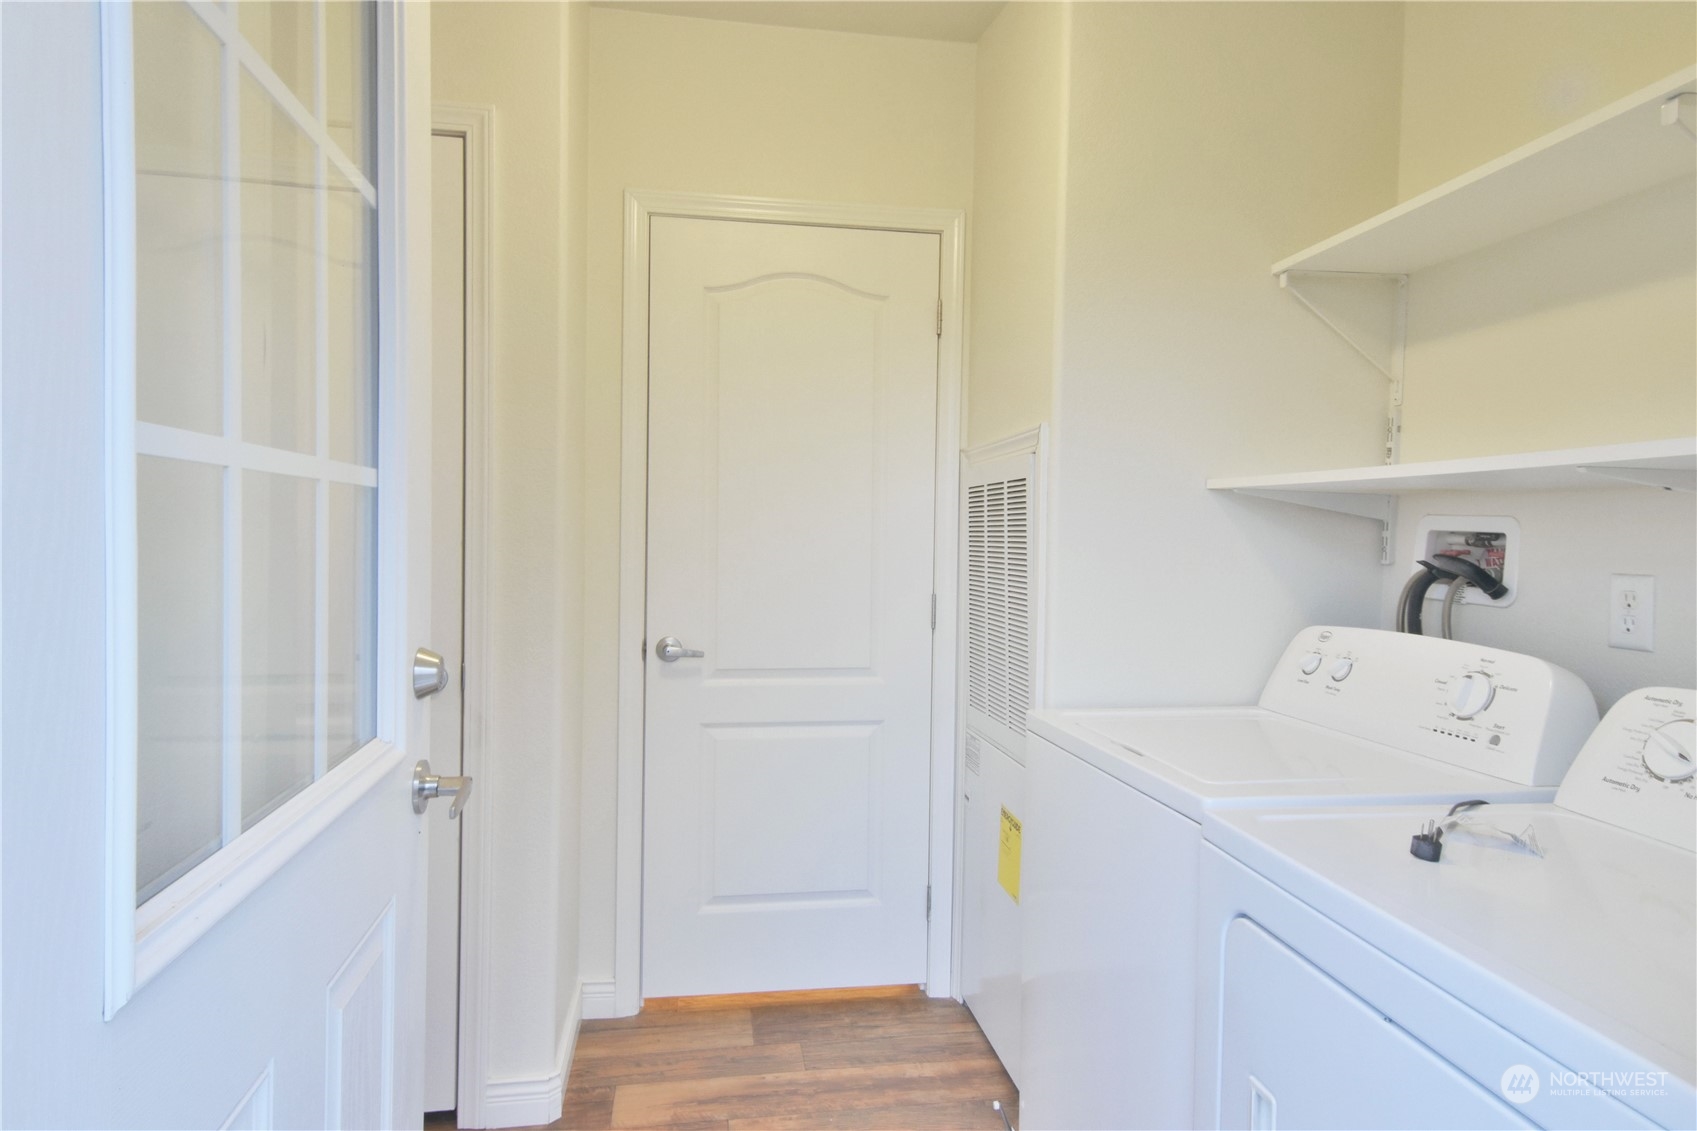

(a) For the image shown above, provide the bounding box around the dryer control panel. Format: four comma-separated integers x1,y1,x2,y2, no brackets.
1556,687,1696,851
1259,626,1599,787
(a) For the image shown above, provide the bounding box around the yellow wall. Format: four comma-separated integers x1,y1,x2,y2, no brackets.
578,5,977,987
1397,176,1696,460
432,0,1696,1051
966,1,1068,449
1388,3,1695,698
432,0,587,1092
1393,2,1697,460
556,0,591,1060
1398,1,1697,198
1044,2,1406,707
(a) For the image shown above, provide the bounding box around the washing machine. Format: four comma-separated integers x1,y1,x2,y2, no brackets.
1018,625,1600,1131
1194,687,1695,1131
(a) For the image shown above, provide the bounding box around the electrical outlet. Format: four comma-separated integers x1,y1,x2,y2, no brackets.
1609,574,1655,652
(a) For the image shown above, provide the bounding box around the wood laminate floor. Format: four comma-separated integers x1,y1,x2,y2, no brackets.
542,985,1018,1130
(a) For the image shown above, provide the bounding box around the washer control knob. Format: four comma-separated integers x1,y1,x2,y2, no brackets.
1642,719,1696,783
1299,652,1324,675
1329,657,1354,682
1450,672,1496,719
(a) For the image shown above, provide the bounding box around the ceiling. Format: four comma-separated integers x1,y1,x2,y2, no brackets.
591,1,1007,43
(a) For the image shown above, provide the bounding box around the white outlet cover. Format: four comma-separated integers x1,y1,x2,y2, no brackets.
1413,514,1520,609
1609,574,1655,652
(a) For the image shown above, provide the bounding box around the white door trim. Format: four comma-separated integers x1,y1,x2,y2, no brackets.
615,190,967,1016
429,102,496,1129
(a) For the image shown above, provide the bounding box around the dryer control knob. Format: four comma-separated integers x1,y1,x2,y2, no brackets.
1450,672,1495,719
1642,719,1696,783
1299,652,1324,675
1329,657,1354,682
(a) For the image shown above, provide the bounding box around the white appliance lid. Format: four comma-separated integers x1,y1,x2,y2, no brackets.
1207,803,1696,1100
1027,708,1554,821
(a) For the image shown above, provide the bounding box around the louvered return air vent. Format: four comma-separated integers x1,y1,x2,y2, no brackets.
958,429,1044,1086
963,434,1042,757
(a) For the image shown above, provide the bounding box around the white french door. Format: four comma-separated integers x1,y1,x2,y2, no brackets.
642,216,942,998
1,2,436,1127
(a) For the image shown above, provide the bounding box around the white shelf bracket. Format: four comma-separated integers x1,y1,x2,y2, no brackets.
1576,465,1697,492
1277,270,1408,385
1278,270,1409,465
1662,92,1697,141
1233,488,1397,564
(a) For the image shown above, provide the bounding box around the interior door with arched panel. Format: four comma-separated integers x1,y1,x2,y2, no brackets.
642,216,941,997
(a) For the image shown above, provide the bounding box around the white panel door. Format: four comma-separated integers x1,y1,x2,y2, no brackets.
0,3,437,1127
643,216,941,997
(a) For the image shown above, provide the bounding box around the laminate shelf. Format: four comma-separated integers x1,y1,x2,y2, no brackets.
1274,67,1697,277
1209,438,1696,563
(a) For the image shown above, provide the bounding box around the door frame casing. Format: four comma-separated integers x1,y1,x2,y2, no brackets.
614,190,967,1016
428,103,497,1129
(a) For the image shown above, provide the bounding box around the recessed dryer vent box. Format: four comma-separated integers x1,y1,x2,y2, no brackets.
1413,514,1520,609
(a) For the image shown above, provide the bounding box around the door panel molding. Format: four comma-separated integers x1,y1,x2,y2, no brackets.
616,191,966,1016
324,901,398,1131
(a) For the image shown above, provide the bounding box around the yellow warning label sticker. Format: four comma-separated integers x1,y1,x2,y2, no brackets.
998,807,1022,903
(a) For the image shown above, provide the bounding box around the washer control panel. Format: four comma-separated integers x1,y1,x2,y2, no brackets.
1556,688,1696,851
1259,626,1599,786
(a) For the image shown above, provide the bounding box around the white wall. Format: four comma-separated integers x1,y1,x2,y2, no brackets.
432,2,587,1113
1043,2,1407,708
966,1,1067,450
1383,490,1695,710
578,6,977,992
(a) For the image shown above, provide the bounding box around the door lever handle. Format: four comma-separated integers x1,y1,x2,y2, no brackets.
413,760,474,818
654,635,705,662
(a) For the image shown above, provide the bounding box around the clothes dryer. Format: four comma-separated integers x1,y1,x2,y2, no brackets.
1019,626,1599,1130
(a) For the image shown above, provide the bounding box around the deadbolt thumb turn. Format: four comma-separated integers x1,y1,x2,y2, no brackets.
413,647,449,698
413,760,474,818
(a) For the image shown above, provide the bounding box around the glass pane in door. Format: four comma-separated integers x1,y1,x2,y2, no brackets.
238,0,316,116
324,0,375,180
241,471,316,829
134,2,223,436
130,0,381,905
240,71,318,455
136,457,225,901
328,164,376,465
327,483,377,769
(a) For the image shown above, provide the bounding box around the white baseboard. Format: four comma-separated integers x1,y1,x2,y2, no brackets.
580,979,618,1021
476,980,583,1129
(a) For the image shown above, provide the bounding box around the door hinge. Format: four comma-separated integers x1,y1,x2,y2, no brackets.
925,885,932,917
640,638,647,661
930,593,937,630
935,299,943,337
